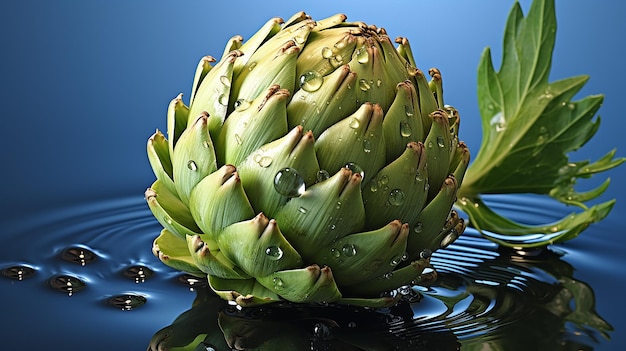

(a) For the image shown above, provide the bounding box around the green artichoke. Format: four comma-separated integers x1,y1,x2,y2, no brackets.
146,12,470,307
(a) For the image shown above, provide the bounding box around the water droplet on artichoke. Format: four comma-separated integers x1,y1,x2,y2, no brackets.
298,206,308,214
248,61,257,71
330,247,341,258
321,47,333,59
400,121,412,137
342,244,356,257
344,162,364,178
202,141,210,148
388,189,405,206
187,160,198,171
272,276,284,288
363,139,372,153
163,215,173,225
490,112,506,132
316,170,330,182
258,155,273,168
234,134,243,145
218,93,228,106
359,79,371,91
440,229,459,248
390,254,403,266
313,322,331,339
414,222,423,233
404,104,414,117
299,70,323,92
219,75,231,87
349,117,360,129
420,249,432,259
273,168,305,197
356,46,369,63
369,179,378,192
265,246,284,260
437,136,445,148
234,99,251,111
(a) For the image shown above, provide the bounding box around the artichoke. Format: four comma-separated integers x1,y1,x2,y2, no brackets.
146,12,470,307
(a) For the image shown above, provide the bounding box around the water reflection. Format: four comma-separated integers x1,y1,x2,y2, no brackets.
148,230,612,350
0,196,614,350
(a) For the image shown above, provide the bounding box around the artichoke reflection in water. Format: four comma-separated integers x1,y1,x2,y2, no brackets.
146,12,470,307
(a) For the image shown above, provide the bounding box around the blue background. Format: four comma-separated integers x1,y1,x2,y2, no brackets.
1,0,624,349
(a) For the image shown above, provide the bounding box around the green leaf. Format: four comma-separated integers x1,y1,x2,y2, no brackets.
458,0,624,246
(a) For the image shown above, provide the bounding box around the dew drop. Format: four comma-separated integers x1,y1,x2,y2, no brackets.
383,272,393,279
1,265,36,280
202,140,210,149
218,93,228,106
49,275,86,296
390,254,403,266
379,175,389,185
359,79,371,91
298,206,308,214
107,294,147,311
415,172,424,182
400,121,412,137
348,321,357,328
436,136,445,148
363,139,372,153
61,246,97,266
219,75,231,87
369,179,379,192
258,156,273,168
342,244,356,257
568,103,576,110
248,61,257,71
163,215,173,225
440,229,458,248
427,141,433,149
187,160,198,171
234,134,243,145
487,103,495,111
273,276,284,288
330,247,341,258
356,47,369,63
414,222,423,233
234,99,251,111
330,55,343,67
316,170,330,182
313,322,331,339
265,246,284,260
293,26,308,44
349,118,360,129
420,249,432,259
388,189,405,206
299,70,323,92
376,79,382,87
321,47,333,59
273,168,305,197
344,162,364,178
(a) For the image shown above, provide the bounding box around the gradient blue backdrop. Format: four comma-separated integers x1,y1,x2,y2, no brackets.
1,0,624,349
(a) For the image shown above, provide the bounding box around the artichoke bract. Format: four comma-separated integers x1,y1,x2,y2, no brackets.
146,12,470,307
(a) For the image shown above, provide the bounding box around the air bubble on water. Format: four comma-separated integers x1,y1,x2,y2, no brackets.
359,79,371,91
107,294,147,311
388,189,405,206
1,265,36,280
49,275,86,296
265,246,284,260
273,168,305,197
321,47,333,59
299,70,323,92
187,160,198,171
344,162,364,178
342,244,356,257
61,246,97,266
400,121,412,137
123,265,154,283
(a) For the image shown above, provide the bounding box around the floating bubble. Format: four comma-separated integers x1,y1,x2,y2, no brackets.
1,265,36,280
107,294,147,311
273,168,306,197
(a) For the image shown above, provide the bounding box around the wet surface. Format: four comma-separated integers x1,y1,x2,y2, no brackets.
0,194,619,350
